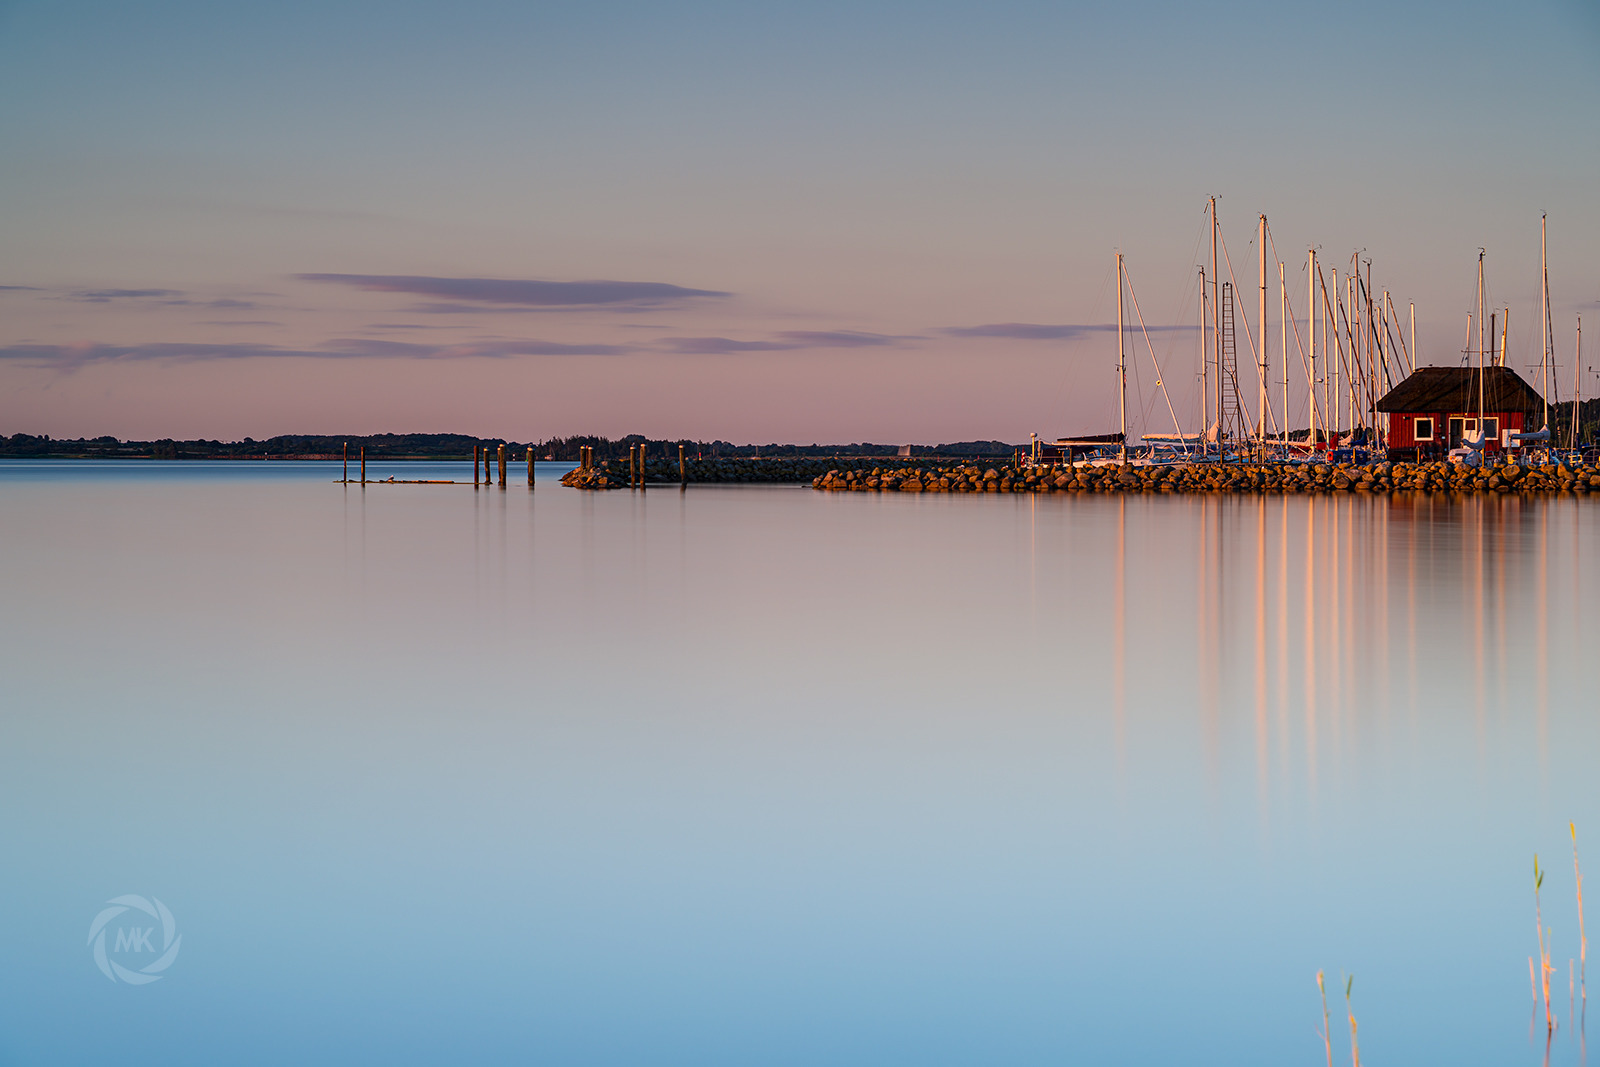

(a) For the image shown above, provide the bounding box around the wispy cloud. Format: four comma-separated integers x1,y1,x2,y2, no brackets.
70,288,184,302
942,322,1195,340
197,320,282,327
777,330,907,347
296,274,731,308
193,298,261,310
657,330,912,354
57,288,263,310
0,337,629,370
659,337,792,353
323,338,627,358
394,302,670,316
0,342,312,368
0,285,42,292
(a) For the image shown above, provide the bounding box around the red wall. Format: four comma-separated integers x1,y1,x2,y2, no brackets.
1388,412,1525,452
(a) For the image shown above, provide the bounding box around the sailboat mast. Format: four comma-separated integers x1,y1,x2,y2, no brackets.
1366,260,1375,434
1210,197,1221,456
1388,292,1410,376
1324,268,1337,441
1477,251,1486,429
1347,271,1357,435
1542,215,1551,430
1199,266,1207,450
1117,251,1127,464
1258,214,1268,454
1383,291,1398,379
1358,261,1367,431
1489,310,1497,444
1377,291,1390,446
1280,260,1288,446
1308,250,1317,446
1573,315,1583,450
1410,301,1416,374
1353,259,1363,432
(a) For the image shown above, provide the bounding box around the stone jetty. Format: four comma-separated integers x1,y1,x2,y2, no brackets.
810,458,1600,495
561,455,954,489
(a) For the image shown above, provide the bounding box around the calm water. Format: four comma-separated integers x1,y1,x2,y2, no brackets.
2,460,1597,1065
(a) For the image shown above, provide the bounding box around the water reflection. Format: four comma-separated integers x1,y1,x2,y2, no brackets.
1129,491,1588,816
2,465,1598,1066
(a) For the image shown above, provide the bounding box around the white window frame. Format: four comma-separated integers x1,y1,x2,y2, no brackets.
1413,416,1434,442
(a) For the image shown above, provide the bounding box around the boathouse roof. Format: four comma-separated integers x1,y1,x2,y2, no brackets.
1053,432,1125,446
1374,366,1546,416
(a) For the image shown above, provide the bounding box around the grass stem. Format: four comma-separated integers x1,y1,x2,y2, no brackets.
1574,823,1588,1015
1345,975,1361,1067
1317,971,1332,1067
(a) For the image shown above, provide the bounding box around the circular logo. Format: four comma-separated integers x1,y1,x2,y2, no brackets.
87,895,182,984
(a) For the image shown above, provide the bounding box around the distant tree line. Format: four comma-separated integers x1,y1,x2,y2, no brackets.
0,432,1025,460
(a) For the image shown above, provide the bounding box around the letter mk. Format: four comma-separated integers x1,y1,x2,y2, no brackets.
115,927,155,953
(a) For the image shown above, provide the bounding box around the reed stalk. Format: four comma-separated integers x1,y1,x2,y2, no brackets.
1536,855,1556,1031
1317,971,1333,1067
1345,975,1361,1067
1574,823,1588,1015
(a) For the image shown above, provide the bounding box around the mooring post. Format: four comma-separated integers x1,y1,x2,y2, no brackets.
360,446,366,485
679,443,686,487
473,445,480,486
483,446,491,485
527,447,534,488
639,443,647,490
498,444,506,487
342,442,348,483
629,445,637,488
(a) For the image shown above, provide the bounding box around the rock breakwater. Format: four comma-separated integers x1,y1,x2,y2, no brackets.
810,458,1600,495
561,456,954,490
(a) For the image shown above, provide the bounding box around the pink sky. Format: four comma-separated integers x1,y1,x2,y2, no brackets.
3,0,1597,444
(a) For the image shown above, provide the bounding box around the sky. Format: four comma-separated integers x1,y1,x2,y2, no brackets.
1,0,1597,444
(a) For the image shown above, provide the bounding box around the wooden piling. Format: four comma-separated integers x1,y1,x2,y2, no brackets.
360,446,366,485
473,445,480,485
629,445,637,488
527,447,534,488
639,443,646,490
343,442,348,483
498,444,506,487
679,443,686,486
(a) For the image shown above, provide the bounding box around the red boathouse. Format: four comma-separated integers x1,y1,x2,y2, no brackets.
1375,366,1546,459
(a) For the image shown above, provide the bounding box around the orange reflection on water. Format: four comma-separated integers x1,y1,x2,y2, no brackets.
1095,490,1592,814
